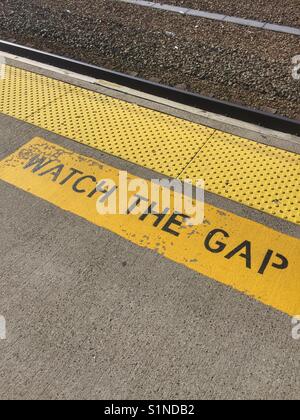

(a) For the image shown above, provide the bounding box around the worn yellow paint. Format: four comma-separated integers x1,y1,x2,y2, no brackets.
0,138,299,316
0,65,299,223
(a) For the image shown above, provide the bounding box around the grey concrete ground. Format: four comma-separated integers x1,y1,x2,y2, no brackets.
0,61,300,400
0,113,299,400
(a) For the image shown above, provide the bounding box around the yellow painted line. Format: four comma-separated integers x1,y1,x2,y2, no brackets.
0,137,299,316
0,65,299,224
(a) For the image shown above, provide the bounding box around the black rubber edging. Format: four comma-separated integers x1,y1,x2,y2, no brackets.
1,39,299,137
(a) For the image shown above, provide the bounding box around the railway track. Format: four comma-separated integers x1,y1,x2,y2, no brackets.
0,0,299,123
122,0,300,35
151,0,300,27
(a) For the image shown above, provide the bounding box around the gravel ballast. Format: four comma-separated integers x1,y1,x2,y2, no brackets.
0,0,299,120
151,0,300,27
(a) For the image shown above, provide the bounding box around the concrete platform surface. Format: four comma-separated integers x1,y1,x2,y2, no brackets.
0,58,299,400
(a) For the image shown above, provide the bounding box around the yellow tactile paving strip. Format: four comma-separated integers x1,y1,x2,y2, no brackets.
0,66,77,119
0,66,214,177
180,132,300,224
0,65,299,224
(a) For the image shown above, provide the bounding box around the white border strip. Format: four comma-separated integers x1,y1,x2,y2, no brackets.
118,0,300,36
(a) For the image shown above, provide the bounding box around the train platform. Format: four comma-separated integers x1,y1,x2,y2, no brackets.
0,48,299,400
